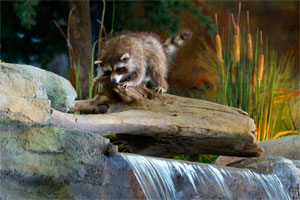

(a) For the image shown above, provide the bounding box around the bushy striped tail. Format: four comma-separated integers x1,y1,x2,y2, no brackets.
163,29,192,59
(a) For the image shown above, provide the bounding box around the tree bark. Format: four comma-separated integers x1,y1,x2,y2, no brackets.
68,0,92,99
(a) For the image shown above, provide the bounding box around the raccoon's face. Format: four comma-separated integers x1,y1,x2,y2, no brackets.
96,53,130,84
110,53,130,84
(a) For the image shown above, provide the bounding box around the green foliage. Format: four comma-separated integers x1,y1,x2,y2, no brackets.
200,15,212,27
13,0,38,30
173,155,190,161
208,24,217,36
192,6,203,17
173,154,218,164
114,1,215,35
89,40,99,99
198,154,218,164
145,1,180,33
2,1,68,68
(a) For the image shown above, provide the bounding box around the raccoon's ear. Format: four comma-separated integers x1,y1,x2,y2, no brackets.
120,53,129,62
94,60,102,64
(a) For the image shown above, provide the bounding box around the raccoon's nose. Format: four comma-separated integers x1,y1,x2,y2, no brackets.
111,78,117,84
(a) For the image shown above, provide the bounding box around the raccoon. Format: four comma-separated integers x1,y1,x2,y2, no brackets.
94,30,192,93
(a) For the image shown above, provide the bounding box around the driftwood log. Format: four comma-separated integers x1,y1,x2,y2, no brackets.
49,77,264,158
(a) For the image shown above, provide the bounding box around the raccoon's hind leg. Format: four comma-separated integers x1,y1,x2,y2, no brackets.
151,66,168,93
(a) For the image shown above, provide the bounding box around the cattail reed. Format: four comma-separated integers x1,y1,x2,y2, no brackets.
231,13,236,30
216,34,223,61
253,66,257,90
249,83,252,117
235,26,240,39
215,14,222,61
231,64,236,84
220,59,225,78
258,54,264,81
247,34,253,60
231,14,240,63
233,34,240,63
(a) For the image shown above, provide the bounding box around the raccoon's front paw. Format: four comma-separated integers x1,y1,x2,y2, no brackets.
154,86,167,93
93,77,101,84
120,82,129,89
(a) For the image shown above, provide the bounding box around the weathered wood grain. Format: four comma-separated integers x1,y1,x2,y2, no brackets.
49,82,263,157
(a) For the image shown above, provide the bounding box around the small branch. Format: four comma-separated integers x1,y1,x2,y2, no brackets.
98,0,106,53
67,7,75,67
247,11,250,33
231,13,237,30
237,2,241,26
215,13,219,34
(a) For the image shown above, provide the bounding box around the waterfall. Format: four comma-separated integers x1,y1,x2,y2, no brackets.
121,153,290,200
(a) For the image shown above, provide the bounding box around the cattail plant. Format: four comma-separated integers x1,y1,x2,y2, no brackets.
233,34,240,63
215,14,226,80
247,12,253,61
231,64,236,84
216,35,222,61
253,66,257,90
202,3,298,141
247,34,253,60
257,31,264,83
215,14,222,62
258,54,264,81
232,14,240,64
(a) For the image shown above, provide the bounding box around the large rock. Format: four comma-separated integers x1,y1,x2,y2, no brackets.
226,156,300,199
215,135,300,166
259,135,300,160
0,123,110,178
1,63,77,112
0,123,141,199
215,136,300,199
0,123,291,199
0,64,51,124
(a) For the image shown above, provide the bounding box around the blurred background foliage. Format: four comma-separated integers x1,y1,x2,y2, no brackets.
1,0,215,70
1,1,298,78
1,0,299,164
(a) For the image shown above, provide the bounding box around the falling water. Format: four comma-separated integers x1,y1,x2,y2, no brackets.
121,153,290,200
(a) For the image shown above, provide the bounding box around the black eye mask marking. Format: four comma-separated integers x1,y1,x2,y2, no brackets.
115,67,128,74
104,70,112,76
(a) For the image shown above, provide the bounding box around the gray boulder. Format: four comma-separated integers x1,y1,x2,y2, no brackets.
0,64,51,124
226,156,300,199
0,123,138,199
1,63,77,112
215,135,300,166
215,136,300,199
260,135,300,160
0,122,292,199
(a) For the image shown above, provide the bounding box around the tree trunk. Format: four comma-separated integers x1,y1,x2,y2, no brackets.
68,0,92,99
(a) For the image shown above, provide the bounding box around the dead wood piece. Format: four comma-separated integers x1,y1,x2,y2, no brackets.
68,94,109,114
52,78,262,157
115,134,264,158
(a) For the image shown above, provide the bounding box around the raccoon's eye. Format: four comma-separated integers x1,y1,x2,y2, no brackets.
104,70,112,76
121,57,129,62
115,67,126,73
120,53,129,62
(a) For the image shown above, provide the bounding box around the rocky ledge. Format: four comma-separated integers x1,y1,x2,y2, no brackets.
0,63,299,199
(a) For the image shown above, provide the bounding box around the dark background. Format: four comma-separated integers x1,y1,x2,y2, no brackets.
1,1,298,95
